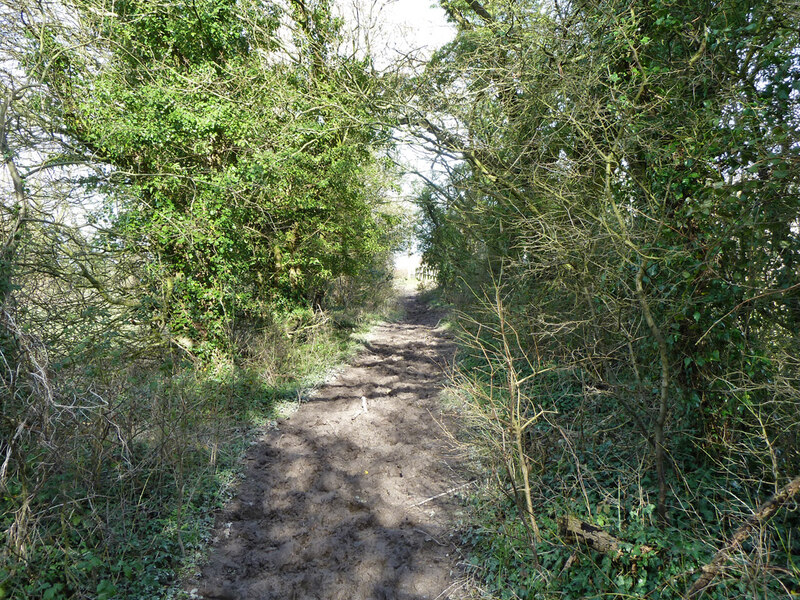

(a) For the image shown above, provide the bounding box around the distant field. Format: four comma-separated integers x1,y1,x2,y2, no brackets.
393,252,421,279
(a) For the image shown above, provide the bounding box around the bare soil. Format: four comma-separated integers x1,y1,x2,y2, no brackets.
190,293,469,600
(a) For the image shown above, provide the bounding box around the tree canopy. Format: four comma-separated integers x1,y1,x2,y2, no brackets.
2,0,799,597
415,0,800,596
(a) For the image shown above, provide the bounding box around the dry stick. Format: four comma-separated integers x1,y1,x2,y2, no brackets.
493,281,542,551
560,515,656,556
433,580,467,600
685,475,800,599
413,528,447,546
410,481,476,507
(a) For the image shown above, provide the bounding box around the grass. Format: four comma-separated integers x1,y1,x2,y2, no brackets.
448,356,800,600
431,290,800,600
0,290,399,600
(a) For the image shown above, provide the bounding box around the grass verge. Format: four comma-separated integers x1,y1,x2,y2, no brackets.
0,294,398,600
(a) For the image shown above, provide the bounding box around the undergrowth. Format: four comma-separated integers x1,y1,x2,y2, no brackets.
453,354,800,600
0,289,397,600
437,304,800,600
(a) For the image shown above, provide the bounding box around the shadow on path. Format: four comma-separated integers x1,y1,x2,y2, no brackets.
190,294,468,600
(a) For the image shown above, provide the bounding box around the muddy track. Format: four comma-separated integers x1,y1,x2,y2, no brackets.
190,294,468,600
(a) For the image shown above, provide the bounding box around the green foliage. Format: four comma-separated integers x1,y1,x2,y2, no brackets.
1,0,403,597
463,475,800,599
0,295,389,599
455,344,800,598
421,0,800,596
37,0,396,353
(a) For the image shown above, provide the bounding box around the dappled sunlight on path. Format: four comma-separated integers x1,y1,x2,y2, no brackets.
189,294,469,600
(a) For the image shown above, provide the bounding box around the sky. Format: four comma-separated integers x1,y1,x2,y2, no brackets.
335,0,455,69
388,0,456,258
334,0,457,175
372,0,455,64
332,0,458,260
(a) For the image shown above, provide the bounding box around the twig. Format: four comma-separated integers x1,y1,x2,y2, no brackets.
433,579,467,600
696,281,800,344
350,396,369,420
685,475,800,599
410,480,476,507
414,528,447,546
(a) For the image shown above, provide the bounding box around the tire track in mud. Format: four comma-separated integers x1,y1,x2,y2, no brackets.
190,294,468,600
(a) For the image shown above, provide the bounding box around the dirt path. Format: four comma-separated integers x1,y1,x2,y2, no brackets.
190,293,469,600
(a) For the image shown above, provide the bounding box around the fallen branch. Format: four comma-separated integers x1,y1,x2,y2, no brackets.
413,528,447,546
559,515,655,557
685,475,800,599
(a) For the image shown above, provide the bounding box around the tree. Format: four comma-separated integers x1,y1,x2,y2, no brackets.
1,0,401,595
32,0,396,352
416,0,800,596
